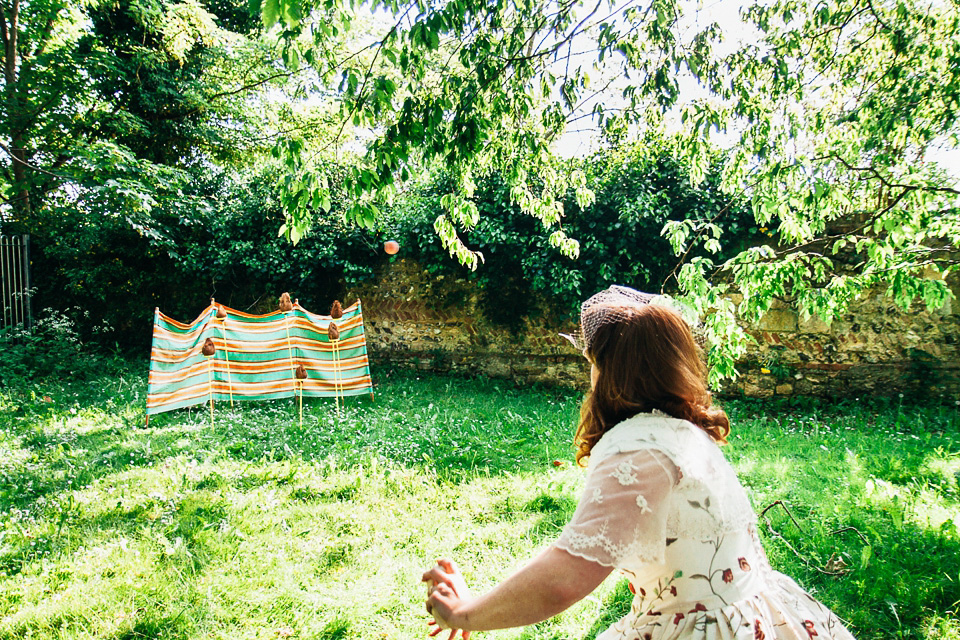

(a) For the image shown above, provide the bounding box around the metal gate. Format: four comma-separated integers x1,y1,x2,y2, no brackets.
0,234,32,329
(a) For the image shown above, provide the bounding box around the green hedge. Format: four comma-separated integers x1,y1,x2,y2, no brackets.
389,140,755,329
23,140,757,352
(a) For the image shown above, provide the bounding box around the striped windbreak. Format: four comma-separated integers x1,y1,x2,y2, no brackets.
147,300,373,415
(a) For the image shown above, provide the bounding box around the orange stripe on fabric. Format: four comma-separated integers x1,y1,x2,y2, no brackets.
156,306,214,330
148,356,370,383
149,336,367,362
147,377,373,407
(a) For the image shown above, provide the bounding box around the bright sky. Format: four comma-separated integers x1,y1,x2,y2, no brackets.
551,0,960,182
350,0,959,182
553,0,747,158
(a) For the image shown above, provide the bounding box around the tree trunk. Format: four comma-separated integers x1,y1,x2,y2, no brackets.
1,0,32,228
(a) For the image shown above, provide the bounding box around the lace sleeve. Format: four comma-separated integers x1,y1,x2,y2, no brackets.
553,449,677,568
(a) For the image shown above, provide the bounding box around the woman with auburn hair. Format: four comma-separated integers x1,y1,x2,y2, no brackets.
422,286,856,640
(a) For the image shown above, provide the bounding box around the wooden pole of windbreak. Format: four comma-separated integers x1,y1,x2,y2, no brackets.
336,338,344,413
355,299,374,403
212,299,234,407
146,307,159,428
286,317,294,376
283,301,297,395
208,357,214,427
332,337,341,417
222,316,235,407
327,318,343,416
202,310,216,429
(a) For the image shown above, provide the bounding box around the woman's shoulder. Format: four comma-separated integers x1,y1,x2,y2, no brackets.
590,411,711,467
589,412,757,537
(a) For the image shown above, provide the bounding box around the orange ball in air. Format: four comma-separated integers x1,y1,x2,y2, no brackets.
384,240,400,255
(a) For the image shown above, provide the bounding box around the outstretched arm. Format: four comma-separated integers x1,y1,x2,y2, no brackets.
424,546,613,635
424,448,677,638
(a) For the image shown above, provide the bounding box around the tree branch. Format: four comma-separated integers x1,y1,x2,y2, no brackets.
661,177,763,291
864,0,897,33
206,69,303,103
0,140,72,179
823,154,960,196
332,6,413,155
760,500,855,577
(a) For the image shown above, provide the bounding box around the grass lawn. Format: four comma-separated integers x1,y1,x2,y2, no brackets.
0,366,958,639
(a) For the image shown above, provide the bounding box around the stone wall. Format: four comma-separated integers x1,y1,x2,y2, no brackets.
346,260,585,388
347,259,960,398
733,293,959,398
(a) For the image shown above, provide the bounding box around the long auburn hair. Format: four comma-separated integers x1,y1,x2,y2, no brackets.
574,302,729,466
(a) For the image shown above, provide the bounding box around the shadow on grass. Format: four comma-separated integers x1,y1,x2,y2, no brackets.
757,506,960,640
0,601,200,640
3,369,580,511
317,616,353,640
0,487,231,578
578,579,634,639
4,372,958,640
1,425,190,509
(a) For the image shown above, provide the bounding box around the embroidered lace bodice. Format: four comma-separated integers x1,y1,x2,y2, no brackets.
554,412,856,640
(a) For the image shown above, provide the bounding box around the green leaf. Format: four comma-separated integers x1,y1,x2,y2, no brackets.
280,0,301,27
262,0,280,29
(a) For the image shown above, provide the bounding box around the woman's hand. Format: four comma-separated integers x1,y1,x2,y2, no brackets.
422,558,474,639
420,547,612,634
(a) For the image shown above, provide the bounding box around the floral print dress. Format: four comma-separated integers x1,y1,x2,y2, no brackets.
554,412,856,640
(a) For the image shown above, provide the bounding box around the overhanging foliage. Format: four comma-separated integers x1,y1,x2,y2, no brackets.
263,0,960,384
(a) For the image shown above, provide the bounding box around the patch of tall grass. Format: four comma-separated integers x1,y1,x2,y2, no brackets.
0,368,957,639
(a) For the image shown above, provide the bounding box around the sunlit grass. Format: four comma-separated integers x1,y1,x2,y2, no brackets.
0,368,957,639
